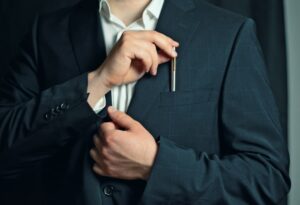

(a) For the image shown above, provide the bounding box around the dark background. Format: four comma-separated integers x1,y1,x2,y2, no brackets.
0,0,288,204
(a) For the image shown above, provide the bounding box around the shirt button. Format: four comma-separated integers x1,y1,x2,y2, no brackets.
103,185,115,196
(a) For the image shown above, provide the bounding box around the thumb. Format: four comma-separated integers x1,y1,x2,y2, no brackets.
107,106,136,130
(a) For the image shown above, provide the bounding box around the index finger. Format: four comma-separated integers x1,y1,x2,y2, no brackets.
140,31,179,57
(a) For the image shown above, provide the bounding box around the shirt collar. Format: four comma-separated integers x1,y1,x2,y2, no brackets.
145,0,164,19
99,0,164,23
99,0,111,20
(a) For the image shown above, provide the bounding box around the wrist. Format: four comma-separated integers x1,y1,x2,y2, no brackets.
95,66,113,90
140,141,159,181
87,67,111,107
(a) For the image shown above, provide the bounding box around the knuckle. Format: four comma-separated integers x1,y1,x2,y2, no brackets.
102,132,110,144
145,42,152,50
90,150,100,161
101,130,109,140
119,39,128,49
121,31,132,42
117,113,126,121
123,30,131,36
100,147,109,158
133,119,141,126
162,40,169,48
151,30,158,36
102,158,111,167
101,122,114,131
150,43,156,50
107,134,117,146
92,165,99,172
100,123,109,131
98,130,104,137
99,146,105,154
103,134,110,142
167,37,174,44
144,31,151,38
145,56,152,65
101,163,113,175
94,157,102,165
89,149,96,158
108,121,115,127
106,168,114,176
93,165,103,175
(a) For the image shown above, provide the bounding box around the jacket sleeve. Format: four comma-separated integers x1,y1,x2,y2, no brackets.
138,19,291,205
0,16,99,179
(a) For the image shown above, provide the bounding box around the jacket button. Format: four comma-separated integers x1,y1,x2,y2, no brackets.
99,109,108,119
60,103,70,110
55,105,62,113
51,108,58,115
103,185,115,196
60,103,66,110
44,113,51,121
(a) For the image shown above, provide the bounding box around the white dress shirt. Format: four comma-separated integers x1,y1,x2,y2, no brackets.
93,0,165,113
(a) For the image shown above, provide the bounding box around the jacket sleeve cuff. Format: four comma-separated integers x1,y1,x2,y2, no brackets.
138,136,183,203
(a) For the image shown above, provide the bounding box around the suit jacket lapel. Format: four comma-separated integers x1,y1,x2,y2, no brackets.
69,0,106,74
127,0,200,122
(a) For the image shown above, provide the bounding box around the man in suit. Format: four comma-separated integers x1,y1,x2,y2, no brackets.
0,0,291,204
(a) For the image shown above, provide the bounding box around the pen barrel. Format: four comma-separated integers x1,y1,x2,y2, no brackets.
171,70,176,92
171,56,176,92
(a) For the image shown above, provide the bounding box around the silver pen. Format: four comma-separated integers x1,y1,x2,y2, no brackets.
171,47,176,92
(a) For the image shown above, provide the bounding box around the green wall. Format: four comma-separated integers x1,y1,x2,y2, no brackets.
285,0,300,204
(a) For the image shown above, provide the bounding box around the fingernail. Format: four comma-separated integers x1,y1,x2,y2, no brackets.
108,106,117,113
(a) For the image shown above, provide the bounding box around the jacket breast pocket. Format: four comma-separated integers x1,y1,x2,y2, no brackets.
157,89,217,152
159,89,213,107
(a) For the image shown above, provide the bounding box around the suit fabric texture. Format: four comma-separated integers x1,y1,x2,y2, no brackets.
0,0,290,204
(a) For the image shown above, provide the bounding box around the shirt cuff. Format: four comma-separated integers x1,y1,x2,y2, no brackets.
93,96,106,114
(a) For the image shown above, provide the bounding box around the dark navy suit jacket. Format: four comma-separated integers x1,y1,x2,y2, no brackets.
0,0,290,204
